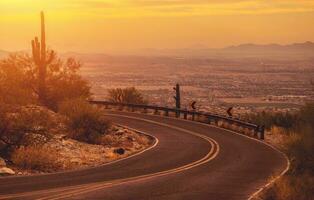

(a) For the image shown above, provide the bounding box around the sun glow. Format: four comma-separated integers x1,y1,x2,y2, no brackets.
1,0,314,53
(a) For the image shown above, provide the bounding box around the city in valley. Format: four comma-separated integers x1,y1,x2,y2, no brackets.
1,1,313,200
74,45,314,117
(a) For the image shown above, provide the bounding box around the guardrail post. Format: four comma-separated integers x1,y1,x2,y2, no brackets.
118,105,123,111
214,119,219,126
207,117,212,124
254,127,258,138
165,109,169,116
184,110,187,119
259,125,265,140
192,112,195,121
89,101,263,141
143,107,147,113
176,110,180,118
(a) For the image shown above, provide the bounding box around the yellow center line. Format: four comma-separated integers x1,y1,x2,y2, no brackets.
37,114,220,200
0,114,220,200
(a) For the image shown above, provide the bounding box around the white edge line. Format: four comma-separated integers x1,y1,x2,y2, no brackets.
39,115,220,200
0,125,159,199
0,124,159,180
108,111,290,200
198,121,290,200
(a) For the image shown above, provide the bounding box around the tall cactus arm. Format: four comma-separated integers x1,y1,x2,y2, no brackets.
31,40,37,61
30,11,49,105
46,50,55,65
32,37,41,65
40,11,46,64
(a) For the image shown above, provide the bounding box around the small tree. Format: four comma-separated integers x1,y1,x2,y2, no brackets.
108,87,147,104
59,98,111,144
0,54,37,105
0,54,90,110
0,104,56,155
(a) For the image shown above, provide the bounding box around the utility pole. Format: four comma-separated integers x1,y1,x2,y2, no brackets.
173,83,181,117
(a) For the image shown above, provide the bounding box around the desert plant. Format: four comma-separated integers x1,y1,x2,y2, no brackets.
0,105,57,154
108,87,147,105
247,111,298,131
0,53,91,110
0,54,37,105
31,11,56,105
11,145,62,172
298,102,314,128
264,174,314,200
0,12,91,110
284,126,314,175
262,103,314,200
59,98,111,144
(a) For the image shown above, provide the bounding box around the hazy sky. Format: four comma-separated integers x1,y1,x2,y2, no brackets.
1,0,314,54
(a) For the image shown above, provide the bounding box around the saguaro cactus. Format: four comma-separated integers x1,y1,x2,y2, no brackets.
31,11,54,105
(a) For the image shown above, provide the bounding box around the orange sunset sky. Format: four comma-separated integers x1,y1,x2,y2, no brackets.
1,0,314,54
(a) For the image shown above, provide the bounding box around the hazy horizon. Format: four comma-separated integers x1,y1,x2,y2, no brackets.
1,40,314,56
1,0,314,54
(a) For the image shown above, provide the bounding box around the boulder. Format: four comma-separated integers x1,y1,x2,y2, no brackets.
0,167,15,176
0,157,6,167
114,148,125,155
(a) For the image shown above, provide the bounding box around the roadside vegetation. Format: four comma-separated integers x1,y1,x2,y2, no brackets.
59,98,111,144
11,145,62,172
108,87,148,105
0,51,99,172
0,51,152,174
0,12,151,175
0,54,90,110
248,103,314,200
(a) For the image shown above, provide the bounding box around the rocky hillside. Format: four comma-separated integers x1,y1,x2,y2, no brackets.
0,105,154,176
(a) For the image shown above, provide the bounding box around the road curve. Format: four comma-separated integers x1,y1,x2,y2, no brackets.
0,111,287,200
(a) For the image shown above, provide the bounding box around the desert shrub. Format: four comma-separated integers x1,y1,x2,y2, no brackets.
298,102,314,128
247,111,298,131
11,145,61,172
0,53,91,110
132,133,150,146
263,103,314,200
45,58,91,110
108,87,147,105
284,126,314,175
0,105,56,153
101,135,116,146
0,54,36,105
270,126,289,136
264,174,314,200
59,98,111,144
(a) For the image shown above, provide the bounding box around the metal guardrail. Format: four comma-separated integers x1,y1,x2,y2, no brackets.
90,101,265,140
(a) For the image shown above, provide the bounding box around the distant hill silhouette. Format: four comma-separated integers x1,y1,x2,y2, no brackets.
1,41,313,60
225,41,314,52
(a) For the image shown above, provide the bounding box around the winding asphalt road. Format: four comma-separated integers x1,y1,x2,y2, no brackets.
0,111,287,200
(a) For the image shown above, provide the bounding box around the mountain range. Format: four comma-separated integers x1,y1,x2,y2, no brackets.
139,41,314,58
1,41,314,59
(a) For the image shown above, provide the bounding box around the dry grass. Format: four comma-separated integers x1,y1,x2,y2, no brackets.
101,134,116,146
132,133,151,146
11,145,62,172
262,124,314,200
59,98,111,144
263,174,314,200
